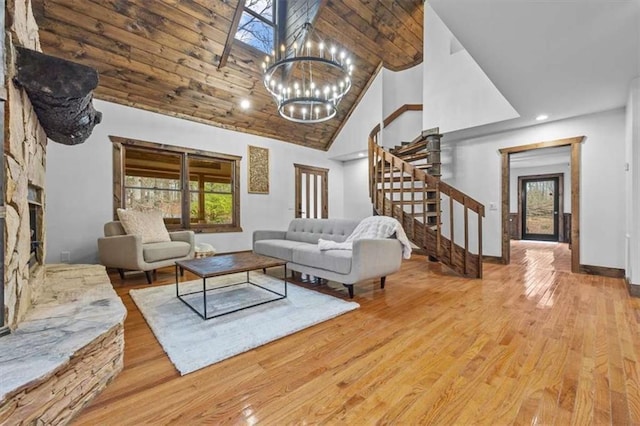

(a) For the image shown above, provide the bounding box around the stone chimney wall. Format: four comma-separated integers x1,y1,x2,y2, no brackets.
3,0,48,329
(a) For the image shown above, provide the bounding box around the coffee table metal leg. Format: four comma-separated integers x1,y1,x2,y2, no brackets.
203,277,207,319
175,264,179,297
284,265,288,297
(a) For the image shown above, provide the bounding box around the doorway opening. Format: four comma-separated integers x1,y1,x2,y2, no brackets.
500,136,584,273
294,164,328,219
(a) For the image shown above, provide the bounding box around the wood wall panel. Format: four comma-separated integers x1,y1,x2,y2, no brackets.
32,0,423,150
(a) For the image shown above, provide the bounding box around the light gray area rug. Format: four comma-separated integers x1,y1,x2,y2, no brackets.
130,272,359,375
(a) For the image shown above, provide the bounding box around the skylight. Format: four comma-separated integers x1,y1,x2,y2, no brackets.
235,0,275,54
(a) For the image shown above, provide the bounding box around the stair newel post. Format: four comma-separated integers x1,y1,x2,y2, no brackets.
423,173,427,250
410,168,416,240
381,151,387,216
478,205,484,278
449,193,455,266
426,133,442,178
463,196,469,276
399,159,405,224
436,180,441,258
368,138,373,199
388,152,394,216
373,144,378,210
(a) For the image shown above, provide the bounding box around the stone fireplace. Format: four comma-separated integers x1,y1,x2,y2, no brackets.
0,1,125,424
3,0,48,332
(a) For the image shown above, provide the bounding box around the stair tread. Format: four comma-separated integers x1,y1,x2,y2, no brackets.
408,211,439,216
393,199,439,205
399,152,429,160
391,141,427,157
378,184,438,192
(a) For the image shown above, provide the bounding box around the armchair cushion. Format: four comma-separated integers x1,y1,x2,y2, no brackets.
117,208,171,244
143,241,192,263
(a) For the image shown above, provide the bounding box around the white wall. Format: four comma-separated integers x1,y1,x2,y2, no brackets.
328,69,383,160
626,77,640,285
380,64,424,149
509,163,571,213
45,100,345,264
342,158,373,220
422,5,519,133
381,112,423,151
382,65,423,117
442,108,626,268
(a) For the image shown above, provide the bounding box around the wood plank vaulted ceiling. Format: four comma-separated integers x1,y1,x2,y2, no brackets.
31,0,423,151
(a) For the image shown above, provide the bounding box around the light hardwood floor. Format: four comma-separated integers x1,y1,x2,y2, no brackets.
73,242,640,425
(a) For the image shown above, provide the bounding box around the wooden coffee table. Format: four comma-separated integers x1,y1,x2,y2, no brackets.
175,252,287,320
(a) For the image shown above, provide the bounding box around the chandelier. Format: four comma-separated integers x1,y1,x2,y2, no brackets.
262,22,353,123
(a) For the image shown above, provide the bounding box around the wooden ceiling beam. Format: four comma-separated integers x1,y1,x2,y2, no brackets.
218,0,246,70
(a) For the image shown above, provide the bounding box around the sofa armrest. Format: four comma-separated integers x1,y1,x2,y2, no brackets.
253,230,286,245
350,238,403,282
97,234,144,271
170,230,194,245
170,230,196,257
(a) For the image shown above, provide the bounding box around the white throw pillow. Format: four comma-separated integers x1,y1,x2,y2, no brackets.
116,208,171,244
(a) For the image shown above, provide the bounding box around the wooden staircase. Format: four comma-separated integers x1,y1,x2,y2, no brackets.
368,107,485,278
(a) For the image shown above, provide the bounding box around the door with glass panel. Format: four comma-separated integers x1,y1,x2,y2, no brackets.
521,176,559,241
294,164,328,219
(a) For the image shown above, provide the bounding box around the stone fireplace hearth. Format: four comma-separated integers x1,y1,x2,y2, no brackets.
1,0,125,423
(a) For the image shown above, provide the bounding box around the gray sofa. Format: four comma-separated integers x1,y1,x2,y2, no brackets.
253,218,403,298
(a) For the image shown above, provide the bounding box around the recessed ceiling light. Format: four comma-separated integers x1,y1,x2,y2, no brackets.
240,99,250,110
358,152,366,157
535,114,549,121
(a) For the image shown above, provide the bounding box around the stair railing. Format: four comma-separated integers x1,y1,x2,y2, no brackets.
368,104,485,278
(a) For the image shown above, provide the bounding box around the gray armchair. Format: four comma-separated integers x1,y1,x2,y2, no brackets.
98,221,195,283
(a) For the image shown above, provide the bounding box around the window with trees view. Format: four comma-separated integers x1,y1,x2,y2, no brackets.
110,136,241,233
234,0,275,54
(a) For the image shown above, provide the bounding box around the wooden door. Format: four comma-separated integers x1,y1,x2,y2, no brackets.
521,176,560,241
294,164,328,219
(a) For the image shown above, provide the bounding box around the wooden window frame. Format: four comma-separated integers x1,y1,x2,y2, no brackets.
233,1,277,55
110,136,242,234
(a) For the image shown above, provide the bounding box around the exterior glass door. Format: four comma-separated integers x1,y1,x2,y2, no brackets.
294,164,328,219
522,177,559,241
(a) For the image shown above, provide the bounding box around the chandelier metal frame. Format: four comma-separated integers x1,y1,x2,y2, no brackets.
262,22,353,124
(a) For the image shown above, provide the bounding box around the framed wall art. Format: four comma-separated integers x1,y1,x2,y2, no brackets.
248,145,269,194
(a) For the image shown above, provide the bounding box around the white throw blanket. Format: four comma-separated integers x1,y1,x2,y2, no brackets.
318,216,412,259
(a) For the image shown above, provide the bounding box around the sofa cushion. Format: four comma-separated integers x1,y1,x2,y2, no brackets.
143,241,191,263
285,218,359,244
117,209,171,244
254,240,306,262
292,244,352,274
